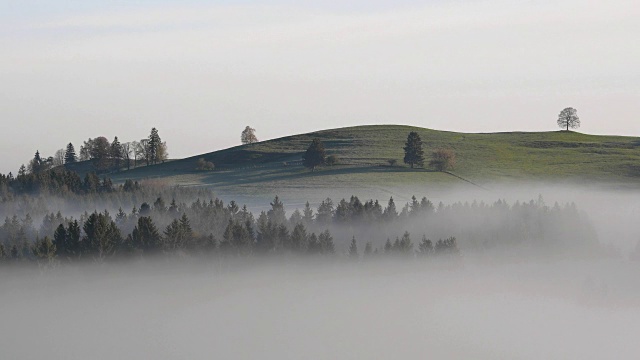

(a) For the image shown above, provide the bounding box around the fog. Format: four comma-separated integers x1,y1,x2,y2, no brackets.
2,182,640,358
2,257,640,359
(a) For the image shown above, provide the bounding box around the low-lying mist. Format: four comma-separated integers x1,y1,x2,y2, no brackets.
2,181,640,358
2,257,639,359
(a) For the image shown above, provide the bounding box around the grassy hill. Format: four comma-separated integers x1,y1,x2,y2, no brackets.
109,125,640,204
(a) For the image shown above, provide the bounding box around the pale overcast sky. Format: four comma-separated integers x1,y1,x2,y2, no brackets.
1,0,638,173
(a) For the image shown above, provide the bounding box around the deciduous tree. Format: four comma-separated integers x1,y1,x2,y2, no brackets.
241,126,258,144
429,148,456,171
557,107,580,131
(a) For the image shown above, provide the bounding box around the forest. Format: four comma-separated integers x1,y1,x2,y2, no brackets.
0,175,599,266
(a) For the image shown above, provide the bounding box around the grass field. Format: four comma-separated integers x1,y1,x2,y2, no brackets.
107,125,640,204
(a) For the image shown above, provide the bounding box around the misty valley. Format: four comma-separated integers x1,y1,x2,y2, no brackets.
1,125,640,360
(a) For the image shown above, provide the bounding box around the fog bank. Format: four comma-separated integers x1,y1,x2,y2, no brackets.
2,258,639,359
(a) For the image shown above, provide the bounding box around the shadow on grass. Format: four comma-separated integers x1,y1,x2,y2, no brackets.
198,165,439,187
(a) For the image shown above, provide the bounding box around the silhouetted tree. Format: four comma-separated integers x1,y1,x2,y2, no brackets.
307,233,321,254
318,230,335,254
148,128,162,165
303,138,326,171
82,212,123,259
418,235,433,256
290,223,308,252
557,107,580,131
64,143,77,164
383,197,398,221
90,137,111,171
130,216,162,254
403,132,424,169
241,126,258,145
268,196,287,225
111,136,123,171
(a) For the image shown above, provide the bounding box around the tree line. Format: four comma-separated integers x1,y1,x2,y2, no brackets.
16,127,168,176
0,188,599,266
0,206,459,265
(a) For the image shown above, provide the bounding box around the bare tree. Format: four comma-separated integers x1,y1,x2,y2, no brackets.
53,149,65,166
136,139,150,166
121,142,133,170
156,142,169,163
557,107,580,131
78,138,94,161
241,126,258,145
131,141,140,168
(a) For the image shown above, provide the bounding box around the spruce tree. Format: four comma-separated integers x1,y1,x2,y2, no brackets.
148,128,161,165
383,197,398,221
290,223,308,252
64,143,77,164
82,212,122,259
33,236,57,263
348,236,359,259
318,229,335,254
267,196,286,225
111,136,122,171
131,216,162,253
403,131,424,168
364,242,373,257
307,233,321,254
418,235,433,256
303,138,326,171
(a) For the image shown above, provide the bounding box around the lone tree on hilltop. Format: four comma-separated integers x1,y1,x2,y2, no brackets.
303,138,326,171
557,107,580,131
403,131,424,169
241,126,258,145
148,128,162,165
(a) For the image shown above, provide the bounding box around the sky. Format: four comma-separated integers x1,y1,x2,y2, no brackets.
1,0,639,173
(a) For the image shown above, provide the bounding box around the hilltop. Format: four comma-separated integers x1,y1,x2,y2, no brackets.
106,125,640,203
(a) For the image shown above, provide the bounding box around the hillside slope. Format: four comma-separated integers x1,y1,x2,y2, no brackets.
110,125,640,202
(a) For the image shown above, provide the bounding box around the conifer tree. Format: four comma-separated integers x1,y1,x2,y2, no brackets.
383,197,398,221
82,212,122,259
364,242,373,257
303,138,326,171
148,128,161,165
403,131,424,169
384,238,392,253
399,231,413,254
268,196,287,225
303,202,314,226
418,235,433,256
131,216,162,253
53,224,68,259
318,229,335,254
111,136,123,171
64,143,77,164
290,223,308,252
33,236,56,263
348,236,359,259
307,233,321,254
